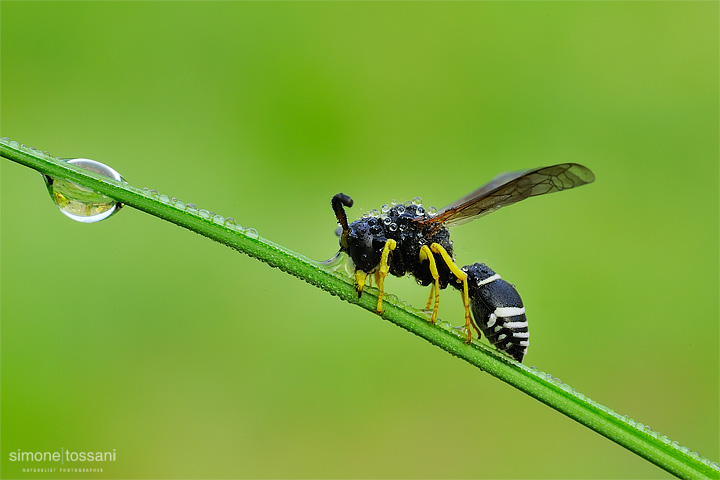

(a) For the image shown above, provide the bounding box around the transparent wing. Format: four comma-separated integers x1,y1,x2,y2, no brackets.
420,163,595,228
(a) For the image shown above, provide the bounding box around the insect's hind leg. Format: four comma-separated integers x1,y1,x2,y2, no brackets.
419,245,440,323
374,238,397,314
430,243,478,343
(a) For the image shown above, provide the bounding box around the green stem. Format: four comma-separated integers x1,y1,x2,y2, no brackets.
2,138,718,480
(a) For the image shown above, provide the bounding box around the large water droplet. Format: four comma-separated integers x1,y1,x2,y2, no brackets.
44,158,124,223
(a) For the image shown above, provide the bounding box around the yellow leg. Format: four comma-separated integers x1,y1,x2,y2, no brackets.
425,284,435,310
430,243,473,343
419,245,440,323
355,270,368,298
375,239,397,314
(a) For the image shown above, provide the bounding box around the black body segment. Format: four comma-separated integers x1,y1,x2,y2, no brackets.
343,202,458,289
464,263,528,362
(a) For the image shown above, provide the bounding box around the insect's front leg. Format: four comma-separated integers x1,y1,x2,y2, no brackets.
354,270,368,297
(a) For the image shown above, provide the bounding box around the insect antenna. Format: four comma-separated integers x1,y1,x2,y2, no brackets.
332,193,354,249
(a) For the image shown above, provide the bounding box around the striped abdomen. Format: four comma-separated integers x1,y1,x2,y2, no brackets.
463,263,528,362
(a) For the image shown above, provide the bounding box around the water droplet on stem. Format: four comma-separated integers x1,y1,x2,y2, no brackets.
45,158,124,223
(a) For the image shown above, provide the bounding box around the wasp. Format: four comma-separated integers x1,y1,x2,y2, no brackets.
331,163,595,362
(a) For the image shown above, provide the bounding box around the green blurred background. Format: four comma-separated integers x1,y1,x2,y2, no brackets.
1,2,717,478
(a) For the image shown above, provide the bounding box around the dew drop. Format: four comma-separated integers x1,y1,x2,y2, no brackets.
428,206,438,216
173,199,185,210
224,217,237,227
396,205,406,214
381,204,390,214
383,217,392,225
244,227,259,238
413,196,422,205
198,209,211,219
370,209,380,217
45,158,124,223
186,203,198,214
158,194,170,203
416,206,425,215
212,214,225,224
389,223,398,232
